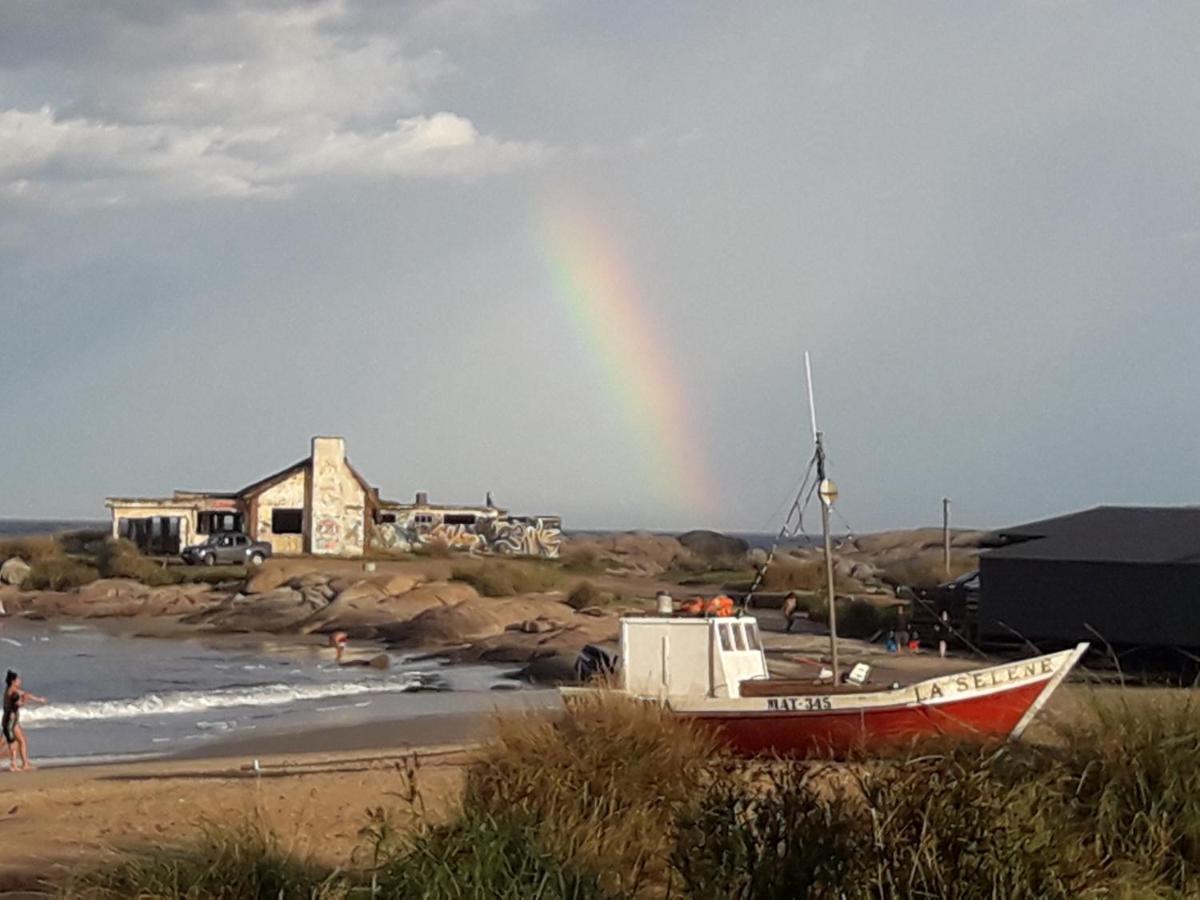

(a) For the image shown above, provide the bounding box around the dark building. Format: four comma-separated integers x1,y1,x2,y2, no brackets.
979,506,1200,647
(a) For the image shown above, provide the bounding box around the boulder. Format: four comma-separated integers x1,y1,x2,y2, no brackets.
0,558,31,587
517,618,558,634
677,530,750,562
301,580,478,635
384,594,575,646
191,587,328,632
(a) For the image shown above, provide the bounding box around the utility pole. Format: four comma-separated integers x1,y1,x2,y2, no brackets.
942,497,951,578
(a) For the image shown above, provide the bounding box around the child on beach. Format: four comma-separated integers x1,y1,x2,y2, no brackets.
4,670,46,772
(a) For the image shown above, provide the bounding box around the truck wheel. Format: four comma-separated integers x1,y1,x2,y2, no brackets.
204,554,216,567
249,552,264,567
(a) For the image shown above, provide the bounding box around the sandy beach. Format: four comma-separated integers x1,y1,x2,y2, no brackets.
0,714,489,896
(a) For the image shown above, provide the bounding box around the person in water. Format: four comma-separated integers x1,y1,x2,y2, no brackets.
4,670,46,772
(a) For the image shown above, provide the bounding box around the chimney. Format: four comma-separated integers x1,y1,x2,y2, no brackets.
415,491,429,506
311,436,346,464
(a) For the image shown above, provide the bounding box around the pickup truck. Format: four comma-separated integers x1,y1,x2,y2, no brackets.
181,532,272,567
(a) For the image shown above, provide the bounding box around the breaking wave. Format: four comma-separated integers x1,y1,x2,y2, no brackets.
23,673,445,726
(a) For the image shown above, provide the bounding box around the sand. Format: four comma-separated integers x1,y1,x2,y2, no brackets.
0,714,488,895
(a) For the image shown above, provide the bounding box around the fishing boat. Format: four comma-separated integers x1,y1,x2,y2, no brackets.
567,353,1087,757
607,614,1086,756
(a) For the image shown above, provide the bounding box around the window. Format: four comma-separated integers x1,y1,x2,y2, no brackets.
718,624,733,652
732,624,747,652
414,514,435,526
197,511,243,535
378,513,397,524
444,514,477,526
271,509,304,534
744,623,762,651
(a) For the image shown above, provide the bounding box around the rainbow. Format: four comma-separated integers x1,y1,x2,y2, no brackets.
539,204,717,518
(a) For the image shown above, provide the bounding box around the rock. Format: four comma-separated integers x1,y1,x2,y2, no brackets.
677,530,750,562
332,579,388,605
301,580,477,635
518,618,558,634
245,568,290,594
191,587,327,632
384,594,575,646
0,558,31,587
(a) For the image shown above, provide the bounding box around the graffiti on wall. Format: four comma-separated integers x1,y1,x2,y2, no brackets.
369,514,561,559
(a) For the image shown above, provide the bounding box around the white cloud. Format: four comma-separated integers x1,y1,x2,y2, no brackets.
0,0,548,211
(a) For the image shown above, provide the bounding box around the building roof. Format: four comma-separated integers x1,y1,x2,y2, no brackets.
983,506,1200,565
236,456,379,506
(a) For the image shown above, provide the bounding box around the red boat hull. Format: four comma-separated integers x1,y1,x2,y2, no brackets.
680,678,1050,758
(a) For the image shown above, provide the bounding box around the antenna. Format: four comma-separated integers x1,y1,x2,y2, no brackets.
804,351,818,442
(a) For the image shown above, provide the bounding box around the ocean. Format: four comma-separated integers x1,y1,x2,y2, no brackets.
0,620,551,765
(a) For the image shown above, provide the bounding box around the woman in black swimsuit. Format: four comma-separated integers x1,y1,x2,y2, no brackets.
4,670,46,772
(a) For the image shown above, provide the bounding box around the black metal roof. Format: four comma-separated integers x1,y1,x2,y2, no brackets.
983,506,1200,565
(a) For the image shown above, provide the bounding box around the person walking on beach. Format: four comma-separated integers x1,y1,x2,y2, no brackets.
782,592,800,633
4,670,46,772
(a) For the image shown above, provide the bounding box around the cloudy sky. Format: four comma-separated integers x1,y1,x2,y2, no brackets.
2,1,1198,532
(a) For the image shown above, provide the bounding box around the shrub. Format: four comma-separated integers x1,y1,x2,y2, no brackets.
566,581,602,610
63,818,347,899
760,558,860,593
373,809,601,899
0,535,62,563
24,556,98,590
452,561,563,597
560,542,602,573
464,694,721,895
96,538,185,586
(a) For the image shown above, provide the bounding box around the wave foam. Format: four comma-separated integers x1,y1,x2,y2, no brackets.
24,673,444,726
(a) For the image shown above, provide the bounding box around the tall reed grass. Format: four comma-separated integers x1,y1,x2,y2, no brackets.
61,689,1200,899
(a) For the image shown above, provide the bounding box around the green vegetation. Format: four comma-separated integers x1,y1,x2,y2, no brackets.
25,556,100,590
451,560,564,597
2,533,243,591
565,581,631,610
62,818,348,899
62,692,1200,898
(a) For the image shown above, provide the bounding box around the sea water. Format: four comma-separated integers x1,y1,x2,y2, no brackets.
0,620,553,764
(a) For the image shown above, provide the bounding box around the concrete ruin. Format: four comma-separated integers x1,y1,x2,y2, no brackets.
105,436,561,559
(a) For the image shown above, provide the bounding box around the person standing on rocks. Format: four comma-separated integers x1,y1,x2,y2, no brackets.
4,670,46,772
782,592,800,633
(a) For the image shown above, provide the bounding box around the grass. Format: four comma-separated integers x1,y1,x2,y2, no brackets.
61,818,350,899
25,556,100,590
3,535,245,591
0,534,66,564
451,560,564,597
60,692,1200,899
459,694,721,896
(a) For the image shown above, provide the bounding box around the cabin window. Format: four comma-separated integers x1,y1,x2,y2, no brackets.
444,514,477,526
744,623,762,650
271,509,304,534
732,624,748,651
718,624,733,652
378,513,397,524
414,514,435,526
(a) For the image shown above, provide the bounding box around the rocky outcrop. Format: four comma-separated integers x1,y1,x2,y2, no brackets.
381,594,574,646
677,530,749,562
562,532,697,577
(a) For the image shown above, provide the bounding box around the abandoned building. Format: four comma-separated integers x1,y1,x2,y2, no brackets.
977,506,1200,647
105,436,562,559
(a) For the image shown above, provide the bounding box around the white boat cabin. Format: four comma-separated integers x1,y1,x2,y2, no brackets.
620,616,769,700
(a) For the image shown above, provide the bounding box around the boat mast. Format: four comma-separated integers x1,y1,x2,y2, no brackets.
805,353,840,682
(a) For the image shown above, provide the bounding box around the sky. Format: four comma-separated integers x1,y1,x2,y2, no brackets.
2,1,1199,533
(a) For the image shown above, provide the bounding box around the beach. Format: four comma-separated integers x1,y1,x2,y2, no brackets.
0,720,479,894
